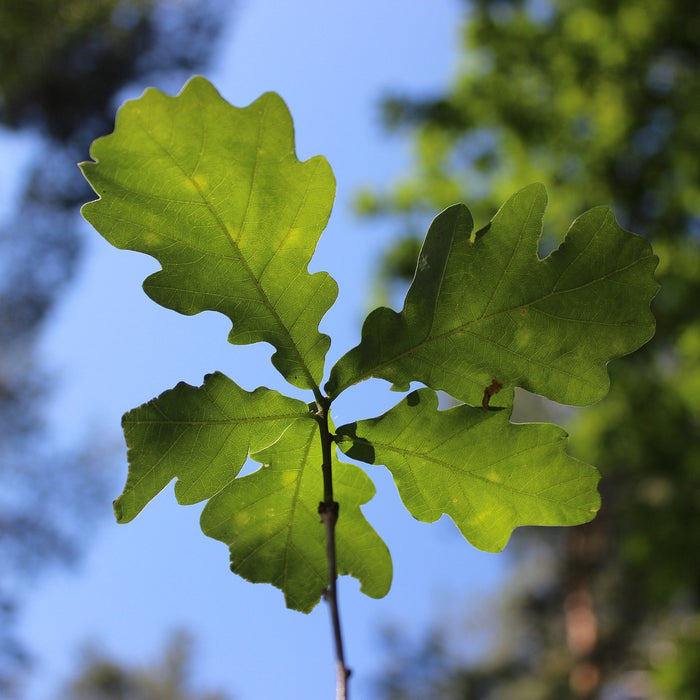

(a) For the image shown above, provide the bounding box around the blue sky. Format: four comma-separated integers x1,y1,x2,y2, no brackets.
14,1,509,698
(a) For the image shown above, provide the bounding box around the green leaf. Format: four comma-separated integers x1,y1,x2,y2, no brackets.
336,388,600,553
115,372,310,523
201,416,392,613
116,371,391,612
327,183,658,407
80,76,337,392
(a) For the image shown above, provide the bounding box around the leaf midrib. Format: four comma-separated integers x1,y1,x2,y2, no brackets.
341,434,594,510
133,99,321,395
333,247,654,397
125,412,307,426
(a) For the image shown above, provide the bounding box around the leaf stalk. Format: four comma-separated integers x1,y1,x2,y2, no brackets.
316,396,351,699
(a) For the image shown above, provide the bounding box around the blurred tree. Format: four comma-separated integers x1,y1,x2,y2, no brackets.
361,0,700,697
0,0,226,693
64,630,233,700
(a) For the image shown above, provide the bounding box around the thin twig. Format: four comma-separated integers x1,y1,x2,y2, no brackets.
316,396,351,700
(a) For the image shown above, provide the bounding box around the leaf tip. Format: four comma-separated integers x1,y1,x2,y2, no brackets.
516,181,548,206
528,181,548,196
113,497,130,524
389,380,411,393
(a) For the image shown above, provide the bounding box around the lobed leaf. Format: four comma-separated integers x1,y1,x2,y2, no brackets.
327,183,658,407
116,371,391,612
201,417,392,613
116,371,309,523
336,388,600,552
80,76,337,392
82,76,657,615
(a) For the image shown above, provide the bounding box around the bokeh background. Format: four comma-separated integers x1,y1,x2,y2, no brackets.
1,1,698,699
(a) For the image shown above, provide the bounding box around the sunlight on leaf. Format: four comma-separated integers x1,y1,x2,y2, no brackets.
328,183,658,407
80,76,659,623
80,76,337,392
337,388,600,552
201,417,392,612
115,372,310,523
116,371,391,612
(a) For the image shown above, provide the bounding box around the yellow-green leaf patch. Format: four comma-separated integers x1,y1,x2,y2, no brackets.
337,388,600,553
201,417,392,612
327,184,658,407
81,77,337,392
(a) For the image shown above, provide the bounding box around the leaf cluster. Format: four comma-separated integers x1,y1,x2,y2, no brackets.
361,0,698,694
80,76,657,613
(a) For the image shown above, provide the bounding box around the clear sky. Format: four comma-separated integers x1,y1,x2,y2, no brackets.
17,1,508,698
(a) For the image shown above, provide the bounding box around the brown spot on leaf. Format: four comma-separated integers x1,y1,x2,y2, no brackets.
482,379,504,412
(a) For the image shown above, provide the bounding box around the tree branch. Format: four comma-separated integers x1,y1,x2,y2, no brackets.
316,396,351,700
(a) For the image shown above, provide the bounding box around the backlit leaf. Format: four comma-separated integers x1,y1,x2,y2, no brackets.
80,76,337,392
337,388,600,552
327,183,658,407
116,371,391,612
201,416,392,612
115,372,309,523
80,78,659,623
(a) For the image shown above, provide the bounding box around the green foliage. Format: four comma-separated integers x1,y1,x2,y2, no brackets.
114,372,311,523
80,78,336,392
336,388,599,553
80,77,656,615
328,184,657,407
201,405,391,612
117,371,391,611
362,0,698,695
0,0,223,690
362,0,699,293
